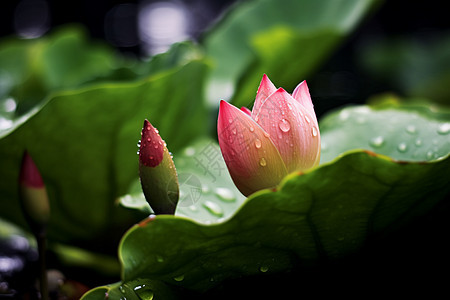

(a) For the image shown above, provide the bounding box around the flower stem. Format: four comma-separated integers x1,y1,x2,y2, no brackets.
36,230,48,300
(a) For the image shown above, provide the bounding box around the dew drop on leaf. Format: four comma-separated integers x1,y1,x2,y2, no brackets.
405,125,417,134
134,284,154,300
203,201,224,217
369,136,384,148
173,274,185,282
260,266,269,272
214,187,236,202
437,123,450,135
397,143,408,153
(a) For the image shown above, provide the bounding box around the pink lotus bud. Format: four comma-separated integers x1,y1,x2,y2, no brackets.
139,120,179,214
19,151,50,232
218,74,320,196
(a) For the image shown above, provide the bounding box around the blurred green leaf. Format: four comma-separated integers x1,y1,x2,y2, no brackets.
83,102,449,298
0,43,210,252
0,26,119,114
320,99,450,163
358,33,450,105
204,0,381,107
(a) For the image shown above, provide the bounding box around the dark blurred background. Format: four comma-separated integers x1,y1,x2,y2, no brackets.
1,0,449,117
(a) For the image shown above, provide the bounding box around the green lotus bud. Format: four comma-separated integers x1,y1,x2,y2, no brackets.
138,119,179,214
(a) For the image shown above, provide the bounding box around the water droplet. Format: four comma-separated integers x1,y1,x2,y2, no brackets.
415,139,422,146
146,125,151,131
134,284,154,300
119,285,126,293
215,187,236,202
426,150,434,159
249,126,255,132
259,157,267,167
397,143,408,153
228,118,233,124
137,140,141,147
232,128,237,135
189,205,198,212
437,123,450,135
369,136,384,148
263,131,270,138
255,139,262,148
405,125,417,134
173,275,185,282
278,119,291,132
203,201,224,217
201,184,210,193
184,147,195,156
304,115,311,124
260,266,269,273
149,155,154,160
311,126,318,137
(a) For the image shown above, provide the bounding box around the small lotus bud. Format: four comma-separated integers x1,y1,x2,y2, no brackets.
19,151,50,233
138,120,179,214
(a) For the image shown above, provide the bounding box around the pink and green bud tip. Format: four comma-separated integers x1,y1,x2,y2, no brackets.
19,151,50,231
139,119,179,214
217,74,321,196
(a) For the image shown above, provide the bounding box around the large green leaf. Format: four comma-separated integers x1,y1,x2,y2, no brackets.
82,102,450,298
204,0,381,107
358,33,450,105
320,100,450,163
0,44,209,250
0,26,120,114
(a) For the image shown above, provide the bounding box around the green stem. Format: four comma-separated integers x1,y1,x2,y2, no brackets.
36,230,48,300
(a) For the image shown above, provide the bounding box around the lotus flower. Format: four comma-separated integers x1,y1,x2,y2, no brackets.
217,74,320,196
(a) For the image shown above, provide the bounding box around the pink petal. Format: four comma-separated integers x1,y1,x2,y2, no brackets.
139,120,165,167
292,80,315,119
218,100,288,196
251,74,277,118
253,88,320,173
20,151,45,188
241,106,252,116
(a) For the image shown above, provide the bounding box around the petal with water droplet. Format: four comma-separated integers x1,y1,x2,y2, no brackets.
218,101,288,196
253,88,320,172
